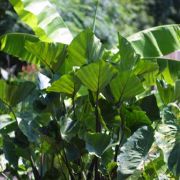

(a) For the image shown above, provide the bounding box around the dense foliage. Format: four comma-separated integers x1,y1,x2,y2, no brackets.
0,0,180,179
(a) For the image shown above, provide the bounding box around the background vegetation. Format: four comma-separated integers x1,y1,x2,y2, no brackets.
0,0,179,179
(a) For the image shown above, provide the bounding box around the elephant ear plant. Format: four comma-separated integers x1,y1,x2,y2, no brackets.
0,0,180,179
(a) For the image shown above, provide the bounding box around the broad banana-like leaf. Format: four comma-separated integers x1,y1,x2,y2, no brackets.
117,126,154,179
85,132,111,157
0,33,67,72
76,60,117,92
155,107,180,176
128,24,180,58
9,0,72,44
110,72,144,102
25,41,67,73
47,74,80,95
0,33,40,65
0,80,35,107
66,29,103,71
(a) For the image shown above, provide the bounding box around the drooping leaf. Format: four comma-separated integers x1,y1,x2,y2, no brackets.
0,33,40,65
85,132,111,157
76,60,117,92
0,80,35,107
110,72,144,102
0,33,67,72
118,34,139,71
128,25,180,58
9,0,73,44
117,126,154,179
155,107,180,176
47,74,80,95
25,41,67,73
66,29,103,71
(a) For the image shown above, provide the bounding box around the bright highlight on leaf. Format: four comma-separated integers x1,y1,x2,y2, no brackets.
9,0,73,44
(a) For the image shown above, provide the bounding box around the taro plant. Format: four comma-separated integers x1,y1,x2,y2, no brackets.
0,0,180,179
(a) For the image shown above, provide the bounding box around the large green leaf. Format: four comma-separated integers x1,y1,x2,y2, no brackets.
9,0,72,44
128,24,180,58
110,72,144,102
66,29,103,71
76,60,117,92
0,33,40,65
118,34,139,71
121,107,152,132
155,107,180,176
117,126,154,179
134,59,159,77
25,41,67,73
85,132,111,157
0,33,67,72
0,80,35,107
47,74,80,95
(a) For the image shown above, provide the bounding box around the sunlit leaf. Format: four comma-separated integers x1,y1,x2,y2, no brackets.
10,0,73,44
76,60,117,92
128,25,180,58
110,72,144,102
0,33,40,65
118,34,139,71
47,74,80,95
66,29,103,71
0,33,67,72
